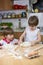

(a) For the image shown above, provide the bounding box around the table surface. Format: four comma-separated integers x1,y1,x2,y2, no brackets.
0,43,43,65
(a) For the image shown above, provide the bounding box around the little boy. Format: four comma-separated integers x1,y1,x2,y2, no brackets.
0,31,18,47
19,16,41,46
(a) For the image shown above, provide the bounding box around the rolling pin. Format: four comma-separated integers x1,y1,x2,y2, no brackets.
25,45,43,59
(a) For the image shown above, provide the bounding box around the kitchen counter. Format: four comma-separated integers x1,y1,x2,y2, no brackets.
0,44,43,65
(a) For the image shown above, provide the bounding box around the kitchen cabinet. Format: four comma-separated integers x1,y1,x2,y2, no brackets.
0,0,12,10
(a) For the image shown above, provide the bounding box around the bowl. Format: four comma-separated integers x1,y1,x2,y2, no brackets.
20,42,31,47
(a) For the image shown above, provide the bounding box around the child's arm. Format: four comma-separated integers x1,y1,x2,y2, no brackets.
31,31,41,46
18,30,26,44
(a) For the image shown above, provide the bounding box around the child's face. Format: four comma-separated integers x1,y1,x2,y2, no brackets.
29,26,36,31
6,34,14,41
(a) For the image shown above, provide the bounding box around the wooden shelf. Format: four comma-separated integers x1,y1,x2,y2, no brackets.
0,0,13,10
2,17,27,19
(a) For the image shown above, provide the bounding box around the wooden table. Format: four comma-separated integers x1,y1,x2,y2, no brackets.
0,44,43,65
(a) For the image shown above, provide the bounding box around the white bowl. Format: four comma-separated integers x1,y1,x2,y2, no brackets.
20,42,31,47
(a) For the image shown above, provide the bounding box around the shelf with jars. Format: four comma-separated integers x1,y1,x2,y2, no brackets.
0,10,27,19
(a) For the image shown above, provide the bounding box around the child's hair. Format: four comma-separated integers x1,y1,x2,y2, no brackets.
3,30,14,37
28,16,39,26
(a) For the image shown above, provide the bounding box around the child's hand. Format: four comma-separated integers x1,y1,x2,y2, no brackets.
14,43,18,45
0,46,3,49
31,41,36,46
18,40,22,45
0,44,3,49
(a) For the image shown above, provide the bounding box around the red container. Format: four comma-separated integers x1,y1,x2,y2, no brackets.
13,4,27,10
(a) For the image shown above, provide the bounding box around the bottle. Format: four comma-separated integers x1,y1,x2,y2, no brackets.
19,21,21,28
18,19,21,28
